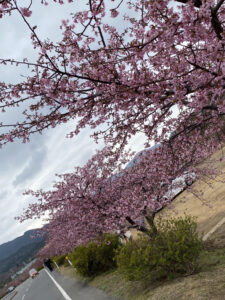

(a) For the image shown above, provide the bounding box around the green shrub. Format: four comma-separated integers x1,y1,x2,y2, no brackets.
69,233,120,277
116,237,150,281
116,216,203,281
53,254,67,266
37,265,44,272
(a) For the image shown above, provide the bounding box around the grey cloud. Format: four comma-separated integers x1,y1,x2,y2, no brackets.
0,190,8,200
0,186,43,244
13,145,47,186
0,133,47,175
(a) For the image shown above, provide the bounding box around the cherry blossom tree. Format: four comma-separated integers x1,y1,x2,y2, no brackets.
2,0,225,253
18,147,132,253
17,133,219,255
0,0,225,150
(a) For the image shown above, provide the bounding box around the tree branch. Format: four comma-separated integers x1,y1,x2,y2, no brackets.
211,0,225,40
176,0,225,40
175,0,202,8
125,216,150,234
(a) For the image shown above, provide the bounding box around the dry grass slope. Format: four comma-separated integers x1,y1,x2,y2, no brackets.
156,145,225,236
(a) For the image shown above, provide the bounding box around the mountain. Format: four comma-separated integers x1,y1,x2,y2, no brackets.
125,144,161,169
0,228,45,289
0,228,44,261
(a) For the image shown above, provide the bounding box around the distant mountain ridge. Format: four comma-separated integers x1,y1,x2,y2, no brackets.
0,228,44,261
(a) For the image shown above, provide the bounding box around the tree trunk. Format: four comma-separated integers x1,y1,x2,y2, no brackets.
145,213,158,238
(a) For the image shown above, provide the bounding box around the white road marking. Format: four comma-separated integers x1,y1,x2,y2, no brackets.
44,270,72,300
22,295,25,300
54,262,60,270
203,216,225,241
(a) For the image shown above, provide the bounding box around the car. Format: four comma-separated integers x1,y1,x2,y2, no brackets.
7,286,14,293
162,171,196,202
29,268,38,279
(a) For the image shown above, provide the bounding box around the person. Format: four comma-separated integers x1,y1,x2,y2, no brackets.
44,258,53,271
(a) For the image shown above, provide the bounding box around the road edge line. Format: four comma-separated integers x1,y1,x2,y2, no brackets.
44,269,72,300
203,216,225,241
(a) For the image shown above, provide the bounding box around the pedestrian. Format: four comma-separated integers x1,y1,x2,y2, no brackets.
44,258,53,272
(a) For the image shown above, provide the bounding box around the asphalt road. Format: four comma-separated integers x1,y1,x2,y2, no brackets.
11,269,118,300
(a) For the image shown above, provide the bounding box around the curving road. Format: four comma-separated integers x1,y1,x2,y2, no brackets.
11,269,117,300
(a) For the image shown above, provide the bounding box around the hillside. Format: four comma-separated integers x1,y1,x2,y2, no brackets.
0,229,44,261
0,228,45,289
155,145,225,236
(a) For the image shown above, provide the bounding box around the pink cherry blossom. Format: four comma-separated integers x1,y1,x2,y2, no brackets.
111,9,119,18
20,7,32,17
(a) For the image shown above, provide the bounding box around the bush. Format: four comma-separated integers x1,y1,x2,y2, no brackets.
36,265,44,272
116,216,203,281
53,254,67,266
69,233,120,277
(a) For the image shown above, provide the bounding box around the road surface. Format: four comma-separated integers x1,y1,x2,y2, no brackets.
11,269,117,300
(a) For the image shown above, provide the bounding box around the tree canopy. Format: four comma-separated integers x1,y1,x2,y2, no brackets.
1,0,225,255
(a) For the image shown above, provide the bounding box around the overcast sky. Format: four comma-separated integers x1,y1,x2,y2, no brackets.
0,0,146,245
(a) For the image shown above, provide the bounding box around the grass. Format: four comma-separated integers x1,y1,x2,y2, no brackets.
59,232,225,300
58,216,225,300
89,246,225,300
155,145,225,237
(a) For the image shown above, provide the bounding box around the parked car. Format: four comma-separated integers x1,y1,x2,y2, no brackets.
7,286,14,293
29,268,38,279
162,171,196,202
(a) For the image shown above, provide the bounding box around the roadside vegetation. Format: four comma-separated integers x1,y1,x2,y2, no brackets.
88,244,225,300
68,233,120,277
50,215,225,300
116,216,202,282
54,221,225,300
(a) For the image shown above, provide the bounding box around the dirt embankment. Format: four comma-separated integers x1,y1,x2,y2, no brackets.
156,145,225,237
